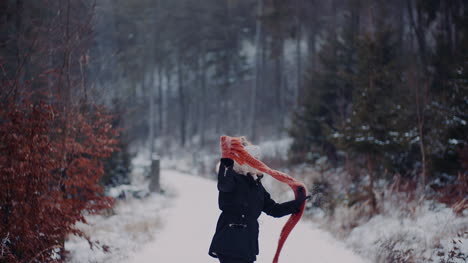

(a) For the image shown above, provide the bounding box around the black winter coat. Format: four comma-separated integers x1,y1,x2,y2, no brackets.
208,162,300,262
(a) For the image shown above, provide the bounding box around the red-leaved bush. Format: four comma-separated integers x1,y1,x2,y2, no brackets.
0,97,118,262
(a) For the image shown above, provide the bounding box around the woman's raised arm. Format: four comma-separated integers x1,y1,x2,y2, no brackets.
217,158,236,192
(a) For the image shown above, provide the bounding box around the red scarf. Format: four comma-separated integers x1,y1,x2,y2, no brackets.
220,135,307,263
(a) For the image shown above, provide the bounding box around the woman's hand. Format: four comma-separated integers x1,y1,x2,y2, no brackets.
220,158,234,168
292,195,311,214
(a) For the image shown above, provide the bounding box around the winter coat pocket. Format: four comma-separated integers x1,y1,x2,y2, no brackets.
215,223,250,257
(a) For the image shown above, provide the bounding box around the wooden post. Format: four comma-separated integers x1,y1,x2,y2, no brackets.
149,154,160,192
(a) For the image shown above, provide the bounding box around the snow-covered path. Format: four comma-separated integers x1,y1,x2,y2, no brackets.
129,170,367,263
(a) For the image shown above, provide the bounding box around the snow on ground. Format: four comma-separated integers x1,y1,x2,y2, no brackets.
65,192,171,263
345,200,468,263
127,169,368,263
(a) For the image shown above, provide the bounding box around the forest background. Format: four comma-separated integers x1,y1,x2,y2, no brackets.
0,0,466,262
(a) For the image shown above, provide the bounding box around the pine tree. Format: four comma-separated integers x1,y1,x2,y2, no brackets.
425,10,468,178
339,28,402,160
289,11,357,164
337,27,402,211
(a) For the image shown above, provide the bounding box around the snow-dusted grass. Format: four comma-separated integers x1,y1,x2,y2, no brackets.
287,160,468,263
65,151,173,263
344,198,468,263
65,193,171,263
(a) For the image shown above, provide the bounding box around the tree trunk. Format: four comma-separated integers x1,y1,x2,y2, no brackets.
367,75,378,214
250,0,263,141
406,0,428,67
158,66,163,135
274,34,284,137
295,0,302,107
164,67,171,140
366,153,377,214
12,0,24,100
147,34,156,155
177,58,186,147
416,80,428,187
200,50,207,147
148,69,155,156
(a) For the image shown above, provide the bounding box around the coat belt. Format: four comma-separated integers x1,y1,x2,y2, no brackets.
223,211,255,220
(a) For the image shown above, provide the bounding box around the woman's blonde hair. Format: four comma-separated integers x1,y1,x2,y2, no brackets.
233,137,262,176
240,136,251,147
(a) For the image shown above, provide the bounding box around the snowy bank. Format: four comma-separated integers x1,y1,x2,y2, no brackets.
345,201,468,263
65,152,172,263
65,192,171,263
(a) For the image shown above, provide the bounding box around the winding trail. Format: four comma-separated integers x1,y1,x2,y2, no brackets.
129,170,367,263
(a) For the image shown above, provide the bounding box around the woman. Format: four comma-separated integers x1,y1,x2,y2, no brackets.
208,144,310,263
